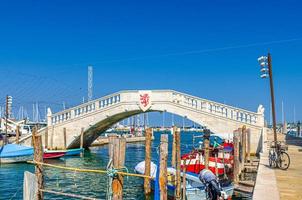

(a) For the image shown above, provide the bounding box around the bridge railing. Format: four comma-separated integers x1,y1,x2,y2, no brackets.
170,91,260,126
51,93,122,125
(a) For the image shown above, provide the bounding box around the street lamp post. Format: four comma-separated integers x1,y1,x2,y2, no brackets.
258,53,278,145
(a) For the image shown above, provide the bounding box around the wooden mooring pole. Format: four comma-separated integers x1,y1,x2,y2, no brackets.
110,137,126,200
233,129,240,183
33,127,44,200
80,128,84,157
182,159,187,200
44,127,48,149
144,128,152,196
171,126,177,168
175,128,181,200
242,126,247,164
238,128,244,172
160,134,168,200
204,129,210,169
16,125,20,144
247,129,251,162
63,128,67,149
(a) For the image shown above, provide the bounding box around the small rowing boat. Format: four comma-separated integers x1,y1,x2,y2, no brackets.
0,144,33,164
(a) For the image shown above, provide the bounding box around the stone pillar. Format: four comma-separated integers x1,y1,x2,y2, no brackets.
70,109,75,119
47,108,52,126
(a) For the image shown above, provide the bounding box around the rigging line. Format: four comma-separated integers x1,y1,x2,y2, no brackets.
52,37,302,65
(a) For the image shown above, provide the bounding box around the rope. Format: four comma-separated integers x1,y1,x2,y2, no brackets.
40,189,100,200
28,161,153,179
8,184,23,200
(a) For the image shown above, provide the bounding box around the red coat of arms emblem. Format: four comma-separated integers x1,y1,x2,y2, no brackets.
140,94,150,107
138,91,152,111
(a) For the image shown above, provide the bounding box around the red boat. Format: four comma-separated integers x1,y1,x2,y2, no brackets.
43,149,66,159
181,150,232,175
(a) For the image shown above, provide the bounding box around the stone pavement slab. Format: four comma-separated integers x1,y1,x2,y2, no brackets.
253,152,280,200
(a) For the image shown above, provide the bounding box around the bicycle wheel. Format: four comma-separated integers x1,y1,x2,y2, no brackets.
269,154,273,167
269,150,276,168
277,151,290,170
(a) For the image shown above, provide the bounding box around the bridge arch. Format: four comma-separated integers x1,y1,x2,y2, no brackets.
20,90,265,153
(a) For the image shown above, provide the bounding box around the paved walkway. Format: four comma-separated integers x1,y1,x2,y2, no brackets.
274,135,302,200
253,151,280,200
254,133,302,200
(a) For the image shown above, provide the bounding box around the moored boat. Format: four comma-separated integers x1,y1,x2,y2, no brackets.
0,144,34,164
134,161,234,199
43,149,66,159
65,148,84,156
181,150,233,175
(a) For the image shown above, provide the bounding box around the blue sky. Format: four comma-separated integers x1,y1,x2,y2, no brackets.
0,0,301,124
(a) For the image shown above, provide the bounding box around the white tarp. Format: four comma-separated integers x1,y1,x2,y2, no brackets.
23,171,37,200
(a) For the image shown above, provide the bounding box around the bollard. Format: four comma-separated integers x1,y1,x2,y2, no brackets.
144,128,152,196
160,134,168,200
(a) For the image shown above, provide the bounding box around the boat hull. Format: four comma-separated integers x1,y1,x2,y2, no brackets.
0,144,34,164
0,154,33,164
65,148,84,156
43,150,66,159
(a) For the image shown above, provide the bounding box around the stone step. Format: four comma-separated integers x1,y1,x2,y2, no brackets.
239,180,255,187
234,183,254,193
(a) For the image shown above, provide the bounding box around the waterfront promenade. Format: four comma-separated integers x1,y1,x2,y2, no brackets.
275,135,302,200
254,132,302,200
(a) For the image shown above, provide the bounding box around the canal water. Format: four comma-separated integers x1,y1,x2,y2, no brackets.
0,131,252,199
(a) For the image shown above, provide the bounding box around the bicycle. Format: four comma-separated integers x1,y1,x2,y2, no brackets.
268,141,290,170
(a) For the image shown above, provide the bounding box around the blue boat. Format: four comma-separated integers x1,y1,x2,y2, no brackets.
135,161,234,200
65,148,84,156
0,144,34,164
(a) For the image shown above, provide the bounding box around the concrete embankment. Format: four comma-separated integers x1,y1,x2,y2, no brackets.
91,135,151,146
253,150,280,200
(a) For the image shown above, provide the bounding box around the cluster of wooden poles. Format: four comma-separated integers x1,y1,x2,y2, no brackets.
30,126,186,200
144,126,186,200
30,126,252,200
233,126,252,183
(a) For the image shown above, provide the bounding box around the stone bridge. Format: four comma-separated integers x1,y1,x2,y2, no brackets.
20,90,266,153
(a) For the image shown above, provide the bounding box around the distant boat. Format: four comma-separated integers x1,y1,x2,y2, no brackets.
65,148,84,156
0,144,33,164
43,149,66,159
